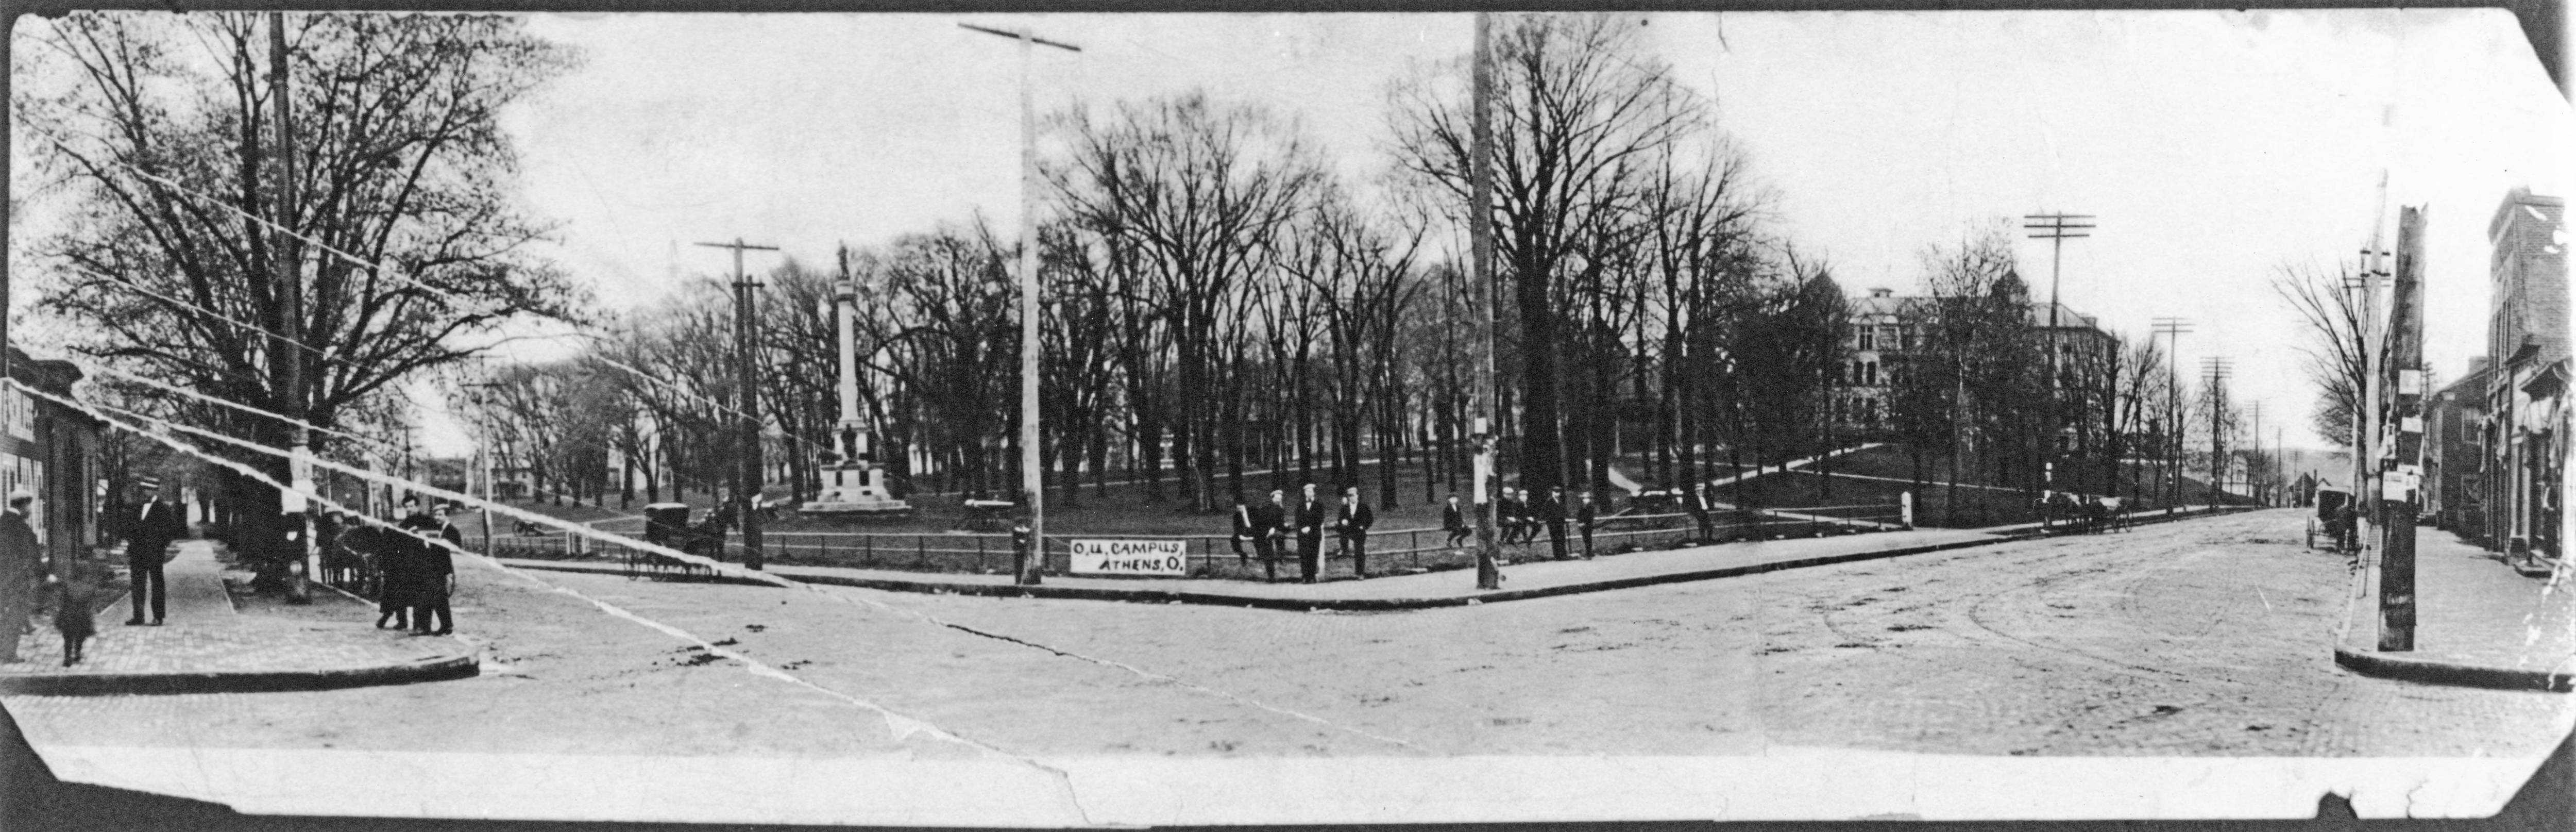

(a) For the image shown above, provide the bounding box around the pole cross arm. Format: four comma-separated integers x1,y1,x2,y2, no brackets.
958,22,1083,52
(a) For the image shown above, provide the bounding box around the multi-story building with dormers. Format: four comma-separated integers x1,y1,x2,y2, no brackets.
1832,287,2119,454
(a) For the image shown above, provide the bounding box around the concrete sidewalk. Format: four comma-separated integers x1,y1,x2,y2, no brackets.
505,525,2025,610
2334,527,2576,692
0,541,476,695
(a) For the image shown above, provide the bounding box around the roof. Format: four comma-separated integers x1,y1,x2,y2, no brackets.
2489,186,2565,242
1840,293,2108,336
2437,362,2493,404
2026,301,2102,331
2520,359,2568,398
5,346,83,397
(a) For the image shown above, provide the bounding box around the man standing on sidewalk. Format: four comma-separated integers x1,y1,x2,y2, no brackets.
399,499,462,636
1229,497,1256,564
1688,484,1715,543
119,478,185,626
1442,494,1469,552
1575,491,1598,559
1252,490,1287,582
1,490,43,663
1335,486,1375,579
1541,487,1569,560
1295,483,1326,584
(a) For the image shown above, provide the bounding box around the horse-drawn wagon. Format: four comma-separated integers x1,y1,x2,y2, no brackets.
2306,486,2355,551
630,503,725,580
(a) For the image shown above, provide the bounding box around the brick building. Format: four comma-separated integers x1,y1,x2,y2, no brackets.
0,347,106,579
1834,287,2118,452
2424,357,2489,535
2478,188,2568,568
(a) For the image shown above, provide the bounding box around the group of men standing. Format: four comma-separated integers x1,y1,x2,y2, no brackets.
1229,483,1374,584
329,496,462,635
1439,487,1604,561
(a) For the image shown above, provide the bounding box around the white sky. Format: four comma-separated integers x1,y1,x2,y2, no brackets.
18,10,2571,457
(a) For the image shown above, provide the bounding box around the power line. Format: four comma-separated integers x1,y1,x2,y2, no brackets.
13,107,839,461
2026,211,2095,487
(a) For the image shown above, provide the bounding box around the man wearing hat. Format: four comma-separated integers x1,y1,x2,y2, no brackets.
117,477,187,626
1,490,42,662
397,496,462,635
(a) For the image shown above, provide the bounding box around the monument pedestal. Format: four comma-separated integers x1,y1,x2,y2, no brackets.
801,463,912,516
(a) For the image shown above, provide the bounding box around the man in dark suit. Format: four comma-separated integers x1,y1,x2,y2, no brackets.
1442,494,1469,550
1250,490,1287,582
1294,482,1326,584
398,498,463,636
1334,486,1375,579
1541,487,1569,560
1228,498,1256,563
1,490,43,663
119,478,186,626
1688,483,1716,543
1575,491,1599,559
1496,488,1522,545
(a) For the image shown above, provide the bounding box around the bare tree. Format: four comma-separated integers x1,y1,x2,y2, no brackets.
1389,12,1707,498
1050,91,1325,512
2272,259,2369,447
20,12,583,555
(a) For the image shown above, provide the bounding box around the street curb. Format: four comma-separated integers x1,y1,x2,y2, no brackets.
781,532,2051,611
504,561,783,588
2327,528,2570,694
0,648,478,697
499,507,2258,611
2332,645,2574,693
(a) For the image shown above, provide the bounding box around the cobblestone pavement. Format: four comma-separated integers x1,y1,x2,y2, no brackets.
5,510,2564,762
0,542,460,677
1741,509,2569,756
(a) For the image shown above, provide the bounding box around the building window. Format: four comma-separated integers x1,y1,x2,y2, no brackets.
1862,361,1879,386
1857,326,1876,351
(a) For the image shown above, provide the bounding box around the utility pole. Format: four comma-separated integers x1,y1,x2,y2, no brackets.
269,13,316,603
2153,318,2191,508
696,238,778,571
961,21,1079,587
2378,205,2428,652
479,445,495,556
2355,244,2388,536
1469,11,1503,590
2025,213,2094,489
2249,400,2262,501
2201,357,2232,507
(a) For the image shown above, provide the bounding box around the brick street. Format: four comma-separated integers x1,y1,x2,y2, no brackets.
7,509,2564,762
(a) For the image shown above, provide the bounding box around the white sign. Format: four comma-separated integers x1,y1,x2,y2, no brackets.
1068,539,1188,576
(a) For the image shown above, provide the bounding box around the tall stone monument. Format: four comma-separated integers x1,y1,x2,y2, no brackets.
801,254,911,517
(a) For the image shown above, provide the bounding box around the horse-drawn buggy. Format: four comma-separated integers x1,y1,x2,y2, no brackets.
630,503,726,580
2306,486,2357,551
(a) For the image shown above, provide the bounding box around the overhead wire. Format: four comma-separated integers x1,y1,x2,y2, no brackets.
11,109,838,459
33,372,1416,756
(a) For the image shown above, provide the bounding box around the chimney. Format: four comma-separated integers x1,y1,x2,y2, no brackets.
1869,287,1894,298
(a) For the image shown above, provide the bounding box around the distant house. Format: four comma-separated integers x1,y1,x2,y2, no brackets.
2425,358,2491,536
